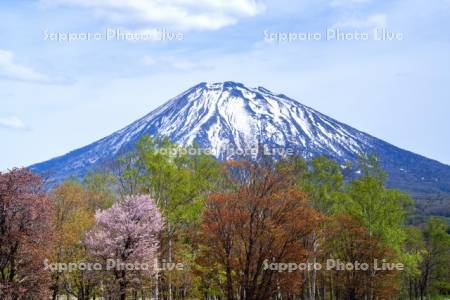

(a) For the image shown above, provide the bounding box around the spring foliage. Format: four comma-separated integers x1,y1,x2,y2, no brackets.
1,138,449,299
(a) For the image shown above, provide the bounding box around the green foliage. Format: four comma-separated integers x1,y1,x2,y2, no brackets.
137,136,221,226
82,172,116,209
45,149,450,298
341,155,412,254
301,156,345,214
403,226,425,279
423,217,450,295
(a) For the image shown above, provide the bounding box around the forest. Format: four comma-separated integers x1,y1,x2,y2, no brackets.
1,136,449,300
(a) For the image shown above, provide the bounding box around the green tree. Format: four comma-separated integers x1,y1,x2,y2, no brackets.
301,156,345,214
343,155,412,253
276,156,345,300
82,172,116,209
136,136,222,299
402,226,425,300
337,155,412,299
418,217,450,298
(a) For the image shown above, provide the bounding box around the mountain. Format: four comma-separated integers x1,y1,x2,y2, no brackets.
30,81,450,200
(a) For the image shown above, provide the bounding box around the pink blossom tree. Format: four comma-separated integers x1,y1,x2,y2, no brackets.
85,195,163,299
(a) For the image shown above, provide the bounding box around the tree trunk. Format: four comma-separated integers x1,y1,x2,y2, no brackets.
311,235,318,300
226,265,234,300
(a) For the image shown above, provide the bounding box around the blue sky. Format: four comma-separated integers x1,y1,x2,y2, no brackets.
1,0,450,170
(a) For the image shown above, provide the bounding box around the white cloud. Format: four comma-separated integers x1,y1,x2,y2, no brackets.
41,0,264,30
0,116,29,130
0,49,54,83
333,13,388,29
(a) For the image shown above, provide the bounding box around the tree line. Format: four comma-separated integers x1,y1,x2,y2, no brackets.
0,136,449,299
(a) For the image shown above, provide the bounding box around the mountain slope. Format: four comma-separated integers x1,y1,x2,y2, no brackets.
29,81,450,197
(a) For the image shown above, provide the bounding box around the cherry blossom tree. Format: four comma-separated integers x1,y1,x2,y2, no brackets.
85,195,163,300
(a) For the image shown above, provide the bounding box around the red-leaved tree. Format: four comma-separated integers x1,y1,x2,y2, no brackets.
324,214,400,300
0,168,54,299
197,161,322,300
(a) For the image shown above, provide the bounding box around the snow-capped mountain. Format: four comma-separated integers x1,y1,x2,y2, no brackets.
30,81,450,196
